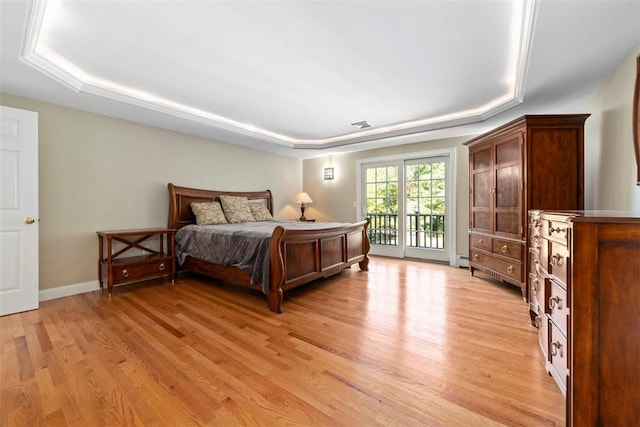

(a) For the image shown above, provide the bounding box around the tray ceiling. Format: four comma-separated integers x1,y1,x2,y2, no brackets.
2,0,639,157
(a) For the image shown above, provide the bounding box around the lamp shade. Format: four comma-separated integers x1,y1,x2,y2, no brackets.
294,192,313,204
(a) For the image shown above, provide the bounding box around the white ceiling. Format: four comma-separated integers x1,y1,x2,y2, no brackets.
1,0,639,158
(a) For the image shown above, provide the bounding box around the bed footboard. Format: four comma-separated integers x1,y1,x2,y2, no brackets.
267,219,371,313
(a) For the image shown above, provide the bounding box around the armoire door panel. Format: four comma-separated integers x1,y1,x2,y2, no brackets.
495,165,520,208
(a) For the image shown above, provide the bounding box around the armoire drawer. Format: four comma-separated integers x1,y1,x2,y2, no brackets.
470,234,491,251
470,251,522,281
492,238,523,261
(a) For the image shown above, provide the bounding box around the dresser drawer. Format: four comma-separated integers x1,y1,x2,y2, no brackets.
548,240,570,288
529,272,542,301
470,234,491,251
543,218,569,244
470,251,522,282
112,258,172,284
492,238,523,261
548,280,568,335
548,322,568,393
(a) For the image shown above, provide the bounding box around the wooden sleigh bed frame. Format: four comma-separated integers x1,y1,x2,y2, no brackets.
167,183,371,313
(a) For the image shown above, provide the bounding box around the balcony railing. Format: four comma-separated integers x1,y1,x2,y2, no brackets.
368,213,445,249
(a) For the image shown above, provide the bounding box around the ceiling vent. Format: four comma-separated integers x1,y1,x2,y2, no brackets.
351,120,372,129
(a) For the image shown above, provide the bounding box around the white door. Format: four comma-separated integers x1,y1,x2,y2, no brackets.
403,157,450,263
359,150,455,264
0,106,39,315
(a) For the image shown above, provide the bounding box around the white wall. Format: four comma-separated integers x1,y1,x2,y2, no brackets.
586,44,640,211
302,136,471,261
301,44,640,263
1,93,302,291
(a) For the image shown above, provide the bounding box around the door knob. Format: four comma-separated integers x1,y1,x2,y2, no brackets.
24,217,36,224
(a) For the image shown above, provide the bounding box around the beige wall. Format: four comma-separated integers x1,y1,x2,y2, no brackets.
585,43,640,211
302,136,472,260
2,44,637,293
1,93,302,291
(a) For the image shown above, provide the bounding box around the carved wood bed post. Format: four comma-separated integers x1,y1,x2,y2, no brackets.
268,226,286,313
359,217,371,271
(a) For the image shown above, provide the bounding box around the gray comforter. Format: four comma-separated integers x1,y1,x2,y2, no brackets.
175,221,347,293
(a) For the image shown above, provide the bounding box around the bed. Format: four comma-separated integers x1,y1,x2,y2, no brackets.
167,183,371,313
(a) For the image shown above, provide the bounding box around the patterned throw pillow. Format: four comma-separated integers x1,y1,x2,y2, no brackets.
190,202,228,225
219,195,256,223
249,203,273,221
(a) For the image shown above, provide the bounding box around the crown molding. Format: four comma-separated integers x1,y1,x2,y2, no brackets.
20,0,536,150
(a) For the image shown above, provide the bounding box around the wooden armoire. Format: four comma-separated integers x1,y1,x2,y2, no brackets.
464,114,589,299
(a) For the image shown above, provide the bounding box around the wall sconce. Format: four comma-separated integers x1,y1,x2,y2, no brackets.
324,167,335,180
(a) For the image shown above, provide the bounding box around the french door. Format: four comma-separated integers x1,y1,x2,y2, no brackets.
358,150,454,264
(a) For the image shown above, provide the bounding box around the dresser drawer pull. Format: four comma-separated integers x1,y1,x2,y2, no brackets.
549,226,566,235
473,253,479,260
158,263,165,271
501,244,508,253
551,254,564,266
550,341,563,357
549,295,562,309
507,265,514,273
122,269,129,278
534,316,541,328
478,238,484,244
532,278,540,292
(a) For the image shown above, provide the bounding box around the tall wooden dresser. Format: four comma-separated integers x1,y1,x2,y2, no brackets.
464,115,589,299
531,210,640,426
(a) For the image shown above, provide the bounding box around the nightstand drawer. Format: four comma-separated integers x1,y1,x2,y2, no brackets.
111,256,172,284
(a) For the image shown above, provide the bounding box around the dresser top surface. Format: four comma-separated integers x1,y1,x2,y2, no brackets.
534,210,640,223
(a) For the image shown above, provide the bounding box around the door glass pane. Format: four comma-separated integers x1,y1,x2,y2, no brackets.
406,160,446,249
365,165,399,246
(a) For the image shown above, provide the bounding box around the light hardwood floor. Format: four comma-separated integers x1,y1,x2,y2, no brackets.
1,256,565,426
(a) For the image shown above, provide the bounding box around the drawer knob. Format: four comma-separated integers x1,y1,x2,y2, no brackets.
122,269,129,278
473,253,479,260
551,254,564,266
478,238,483,244
549,226,566,235
550,341,563,357
549,295,562,309
159,263,165,271
507,265,514,273
501,244,508,253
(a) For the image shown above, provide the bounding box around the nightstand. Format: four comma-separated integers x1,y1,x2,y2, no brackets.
97,228,176,297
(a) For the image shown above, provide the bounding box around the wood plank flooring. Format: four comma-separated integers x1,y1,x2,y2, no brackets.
0,256,565,426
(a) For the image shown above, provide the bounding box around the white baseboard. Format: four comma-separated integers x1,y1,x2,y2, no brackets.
39,280,100,302
455,255,469,268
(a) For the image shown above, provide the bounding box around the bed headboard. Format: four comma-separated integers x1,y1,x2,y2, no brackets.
167,183,273,230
